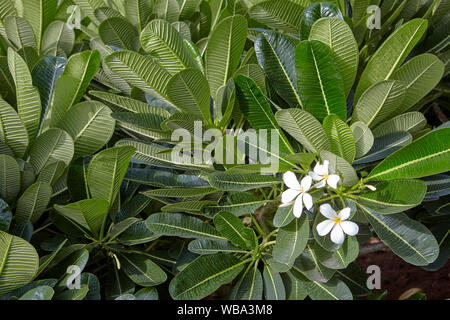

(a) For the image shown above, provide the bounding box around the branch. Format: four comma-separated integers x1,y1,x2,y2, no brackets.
253,201,279,234
358,242,387,256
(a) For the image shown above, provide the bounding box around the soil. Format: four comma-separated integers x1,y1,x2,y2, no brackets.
357,248,450,300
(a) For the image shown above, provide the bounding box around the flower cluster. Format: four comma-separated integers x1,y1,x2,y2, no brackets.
281,160,358,244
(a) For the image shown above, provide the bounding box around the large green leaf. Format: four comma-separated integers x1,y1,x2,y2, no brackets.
0,57,16,107
230,263,263,300
99,17,139,51
275,108,330,153
273,214,309,265
155,0,180,22
0,96,29,158
357,179,427,214
57,101,115,158
299,2,343,40
366,128,450,181
295,40,347,121
249,0,304,34
45,50,101,128
19,285,54,300
0,154,20,204
359,204,439,266
391,53,445,112
41,21,75,56
72,0,106,25
188,239,247,255
124,0,153,30
351,80,406,128
213,212,257,250
255,31,302,108
104,50,172,103
309,17,358,95
140,19,196,75
54,199,110,238
166,68,211,123
314,237,359,270
119,253,167,286
141,187,218,198
15,182,52,224
372,112,426,138
87,146,135,205
320,150,358,187
354,19,428,102
323,114,356,163
169,253,245,300
22,0,58,51
4,16,37,50
208,172,281,191
29,128,74,174
205,15,248,97
8,48,41,143
263,264,285,300
0,231,39,296
146,212,224,240
351,121,374,159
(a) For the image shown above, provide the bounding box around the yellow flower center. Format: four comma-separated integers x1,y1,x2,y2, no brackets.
299,187,304,193
323,173,329,180
333,217,341,224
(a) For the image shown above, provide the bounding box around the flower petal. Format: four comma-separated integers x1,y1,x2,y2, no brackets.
302,192,313,210
300,175,312,191
309,171,322,181
330,224,345,244
322,160,330,174
283,171,301,190
338,207,351,220
327,174,340,189
314,180,327,188
293,194,303,218
313,162,327,176
281,189,300,204
340,221,359,236
320,203,337,219
316,220,335,236
279,202,292,208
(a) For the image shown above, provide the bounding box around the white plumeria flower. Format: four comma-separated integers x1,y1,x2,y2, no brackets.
316,204,359,244
309,160,340,189
280,171,313,218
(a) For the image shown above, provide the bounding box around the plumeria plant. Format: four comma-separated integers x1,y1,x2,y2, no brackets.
0,0,448,301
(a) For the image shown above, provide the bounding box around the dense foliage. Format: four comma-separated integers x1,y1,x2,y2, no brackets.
0,0,448,300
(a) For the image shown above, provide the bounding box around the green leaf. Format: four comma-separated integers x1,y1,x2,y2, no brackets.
208,172,281,192
0,155,20,204
166,68,211,123
205,15,248,97
146,212,224,240
213,211,257,250
142,187,218,198
46,50,101,128
335,262,370,296
15,182,52,224
320,150,358,187
235,75,293,155
104,50,172,103
351,121,374,159
366,128,450,181
204,192,268,218
140,19,196,75
293,245,335,282
272,205,295,228
273,214,309,265
41,21,75,56
262,264,285,300
309,17,358,95
169,253,245,300
99,17,139,51
354,19,428,102
391,53,445,111
295,40,347,121
359,204,439,266
162,200,216,215
119,253,167,286
107,218,140,241
124,0,153,30
357,179,427,214
250,0,304,33
372,112,427,138
323,114,356,163
54,284,89,300
22,0,57,51
72,0,105,24
255,31,302,108
8,48,41,143
0,199,12,232
351,80,406,128
188,239,247,255
0,230,39,296
87,146,135,205
19,285,54,300
29,128,74,174
0,97,29,158
135,287,159,300
118,220,159,245
0,57,16,107
275,108,330,153
57,101,115,158
314,237,359,270
299,2,343,40
230,263,263,300
155,0,180,22
4,16,37,50
54,199,110,238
